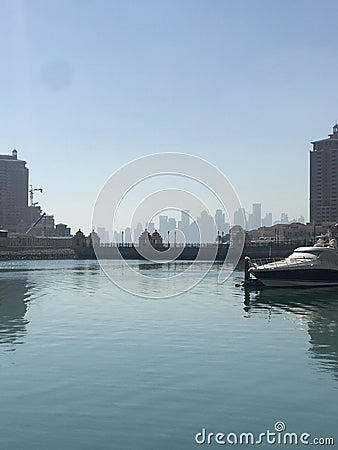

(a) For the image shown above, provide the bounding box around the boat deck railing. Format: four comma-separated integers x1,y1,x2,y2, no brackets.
249,257,284,269
249,256,315,270
249,255,338,270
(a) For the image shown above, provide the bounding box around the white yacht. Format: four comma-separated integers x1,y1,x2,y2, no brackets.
249,239,338,287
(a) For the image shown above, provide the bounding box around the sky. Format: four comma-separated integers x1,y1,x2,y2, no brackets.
1,0,338,234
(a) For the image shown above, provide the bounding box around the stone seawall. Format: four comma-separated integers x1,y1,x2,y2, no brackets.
0,248,76,260
0,243,298,261
77,243,297,261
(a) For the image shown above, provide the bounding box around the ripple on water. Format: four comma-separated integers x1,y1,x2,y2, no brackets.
0,263,337,449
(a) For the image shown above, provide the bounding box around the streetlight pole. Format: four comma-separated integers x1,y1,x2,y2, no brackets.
313,223,316,245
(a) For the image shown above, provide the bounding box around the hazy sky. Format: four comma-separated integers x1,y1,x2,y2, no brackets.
1,0,338,233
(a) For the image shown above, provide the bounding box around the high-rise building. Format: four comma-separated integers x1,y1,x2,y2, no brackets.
159,215,168,238
252,203,261,229
215,209,225,233
0,149,29,232
168,217,176,231
247,213,253,230
114,231,122,243
197,210,216,243
146,222,155,233
181,210,190,226
178,210,190,241
97,227,110,243
310,124,338,223
234,207,247,229
262,213,273,227
280,212,289,224
124,227,132,243
133,222,143,242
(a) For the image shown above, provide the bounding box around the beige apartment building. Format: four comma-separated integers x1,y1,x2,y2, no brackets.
310,124,338,223
0,149,29,232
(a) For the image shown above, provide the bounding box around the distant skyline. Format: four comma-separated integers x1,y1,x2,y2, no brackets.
2,1,338,233
98,205,306,244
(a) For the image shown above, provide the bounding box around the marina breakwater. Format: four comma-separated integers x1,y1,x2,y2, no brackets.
0,243,297,261
71,242,298,261
0,231,300,261
0,248,76,260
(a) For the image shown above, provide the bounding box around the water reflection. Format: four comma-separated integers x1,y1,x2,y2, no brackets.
243,287,338,380
138,263,164,271
0,278,30,351
68,263,101,294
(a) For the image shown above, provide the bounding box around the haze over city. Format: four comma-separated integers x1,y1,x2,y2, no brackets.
2,0,338,232
1,3,338,450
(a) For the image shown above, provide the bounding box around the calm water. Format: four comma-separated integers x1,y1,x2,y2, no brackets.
0,260,337,450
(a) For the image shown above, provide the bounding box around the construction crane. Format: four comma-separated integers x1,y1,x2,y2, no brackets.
29,184,43,207
25,212,46,235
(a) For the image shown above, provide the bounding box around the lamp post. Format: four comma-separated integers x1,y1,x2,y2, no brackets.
313,223,316,245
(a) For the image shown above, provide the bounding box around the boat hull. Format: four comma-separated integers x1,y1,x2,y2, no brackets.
250,267,338,287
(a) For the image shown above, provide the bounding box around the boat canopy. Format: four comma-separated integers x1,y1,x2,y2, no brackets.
287,251,318,260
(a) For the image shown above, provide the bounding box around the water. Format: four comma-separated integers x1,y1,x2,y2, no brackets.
0,260,337,449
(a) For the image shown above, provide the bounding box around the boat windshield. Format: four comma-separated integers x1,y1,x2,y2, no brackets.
287,251,318,261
